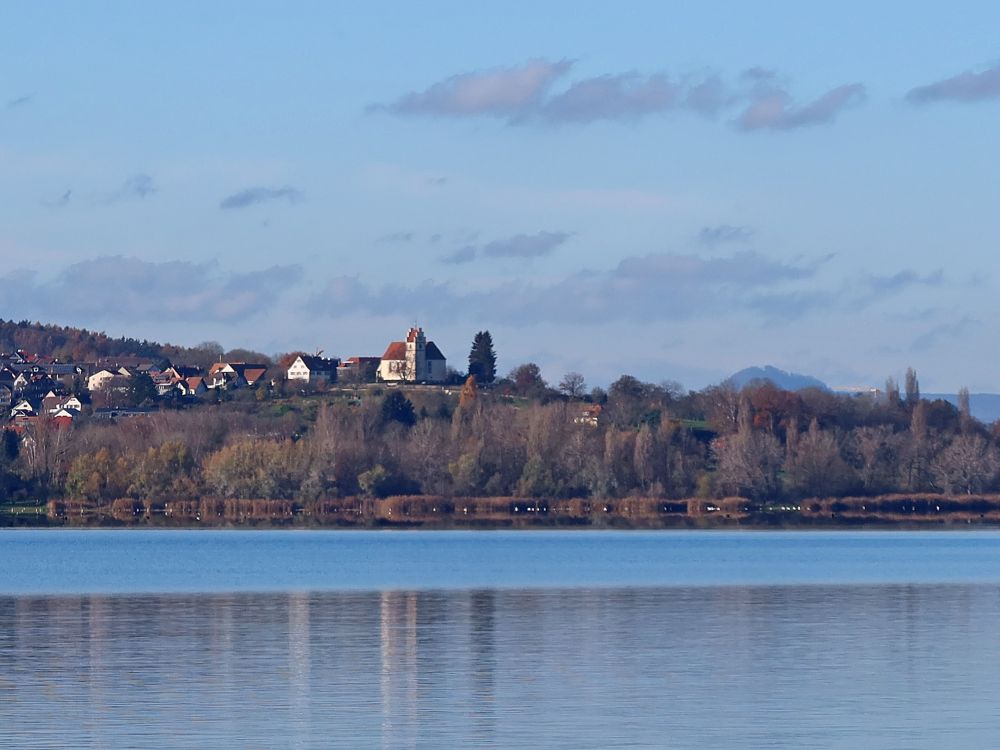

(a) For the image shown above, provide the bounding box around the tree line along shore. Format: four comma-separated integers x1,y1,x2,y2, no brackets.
5,331,1000,527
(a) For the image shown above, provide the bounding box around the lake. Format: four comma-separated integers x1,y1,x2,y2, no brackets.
2,530,999,748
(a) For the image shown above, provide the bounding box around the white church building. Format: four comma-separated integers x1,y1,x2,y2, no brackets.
378,327,447,383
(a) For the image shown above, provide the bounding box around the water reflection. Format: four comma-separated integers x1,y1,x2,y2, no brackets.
1,585,999,749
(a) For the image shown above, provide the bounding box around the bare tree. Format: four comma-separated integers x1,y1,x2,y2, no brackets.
711,413,783,500
852,425,900,494
633,423,657,492
904,367,920,405
702,383,741,434
885,376,900,405
784,418,854,497
958,386,972,433
932,434,999,494
901,401,935,491
558,371,587,399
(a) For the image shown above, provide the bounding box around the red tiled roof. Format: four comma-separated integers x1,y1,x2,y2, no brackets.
242,367,267,384
381,341,406,360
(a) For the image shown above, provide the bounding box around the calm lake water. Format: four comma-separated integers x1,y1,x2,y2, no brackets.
2,530,1000,748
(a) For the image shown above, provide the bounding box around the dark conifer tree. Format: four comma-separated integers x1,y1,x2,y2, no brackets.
381,391,416,426
468,330,497,384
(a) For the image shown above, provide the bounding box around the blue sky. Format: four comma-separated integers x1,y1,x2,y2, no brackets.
2,2,999,391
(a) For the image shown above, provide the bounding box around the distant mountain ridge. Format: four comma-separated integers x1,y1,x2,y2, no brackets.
727,365,829,392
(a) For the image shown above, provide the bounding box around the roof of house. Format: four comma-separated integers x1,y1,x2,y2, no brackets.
241,367,268,384
296,355,338,371
169,365,202,379
381,342,406,361
223,363,268,381
425,342,446,361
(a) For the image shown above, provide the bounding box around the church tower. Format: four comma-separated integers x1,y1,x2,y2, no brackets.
405,327,426,380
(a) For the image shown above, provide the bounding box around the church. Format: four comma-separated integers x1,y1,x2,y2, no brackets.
377,327,447,383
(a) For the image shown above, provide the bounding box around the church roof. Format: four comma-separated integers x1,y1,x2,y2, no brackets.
381,341,406,361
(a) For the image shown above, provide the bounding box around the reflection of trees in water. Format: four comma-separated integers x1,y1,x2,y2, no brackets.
288,592,311,749
2,585,993,748
469,590,497,741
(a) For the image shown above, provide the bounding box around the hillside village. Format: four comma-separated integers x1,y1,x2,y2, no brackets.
1,326,451,431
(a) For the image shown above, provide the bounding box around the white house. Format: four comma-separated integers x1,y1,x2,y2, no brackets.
378,327,447,383
206,362,268,390
287,355,339,384
10,399,34,417
88,367,130,392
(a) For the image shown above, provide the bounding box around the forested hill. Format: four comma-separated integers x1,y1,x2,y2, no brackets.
0,319,182,363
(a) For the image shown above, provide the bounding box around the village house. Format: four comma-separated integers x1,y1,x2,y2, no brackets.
163,365,202,382
153,365,204,396
95,356,158,372
177,376,208,397
574,404,603,427
39,390,87,414
206,362,269,390
50,409,76,428
88,367,131,392
10,399,35,417
286,355,340,385
377,327,447,383
337,356,380,383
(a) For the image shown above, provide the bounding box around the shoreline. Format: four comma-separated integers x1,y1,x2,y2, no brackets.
8,495,1000,530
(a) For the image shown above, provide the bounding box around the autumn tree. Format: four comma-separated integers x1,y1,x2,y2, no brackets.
507,363,547,399
468,331,497,384
128,441,197,499
65,447,132,503
459,375,478,410
202,440,302,499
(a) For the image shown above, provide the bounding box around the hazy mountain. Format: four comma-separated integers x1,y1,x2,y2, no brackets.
727,365,830,392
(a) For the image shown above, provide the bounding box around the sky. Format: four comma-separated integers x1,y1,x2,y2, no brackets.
2,1,999,392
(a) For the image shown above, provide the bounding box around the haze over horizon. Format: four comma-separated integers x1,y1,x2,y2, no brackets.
3,2,998,392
